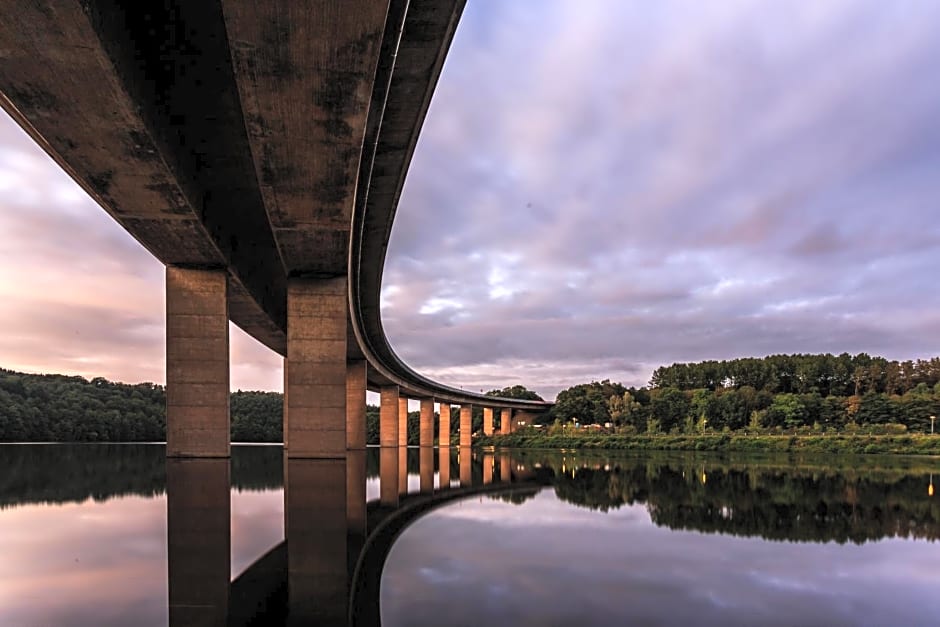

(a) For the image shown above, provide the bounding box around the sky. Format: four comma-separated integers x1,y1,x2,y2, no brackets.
2,0,940,400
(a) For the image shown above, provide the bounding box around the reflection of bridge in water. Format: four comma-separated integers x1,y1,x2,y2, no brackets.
168,447,540,626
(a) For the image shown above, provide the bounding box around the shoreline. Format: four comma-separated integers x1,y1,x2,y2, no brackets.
475,433,940,456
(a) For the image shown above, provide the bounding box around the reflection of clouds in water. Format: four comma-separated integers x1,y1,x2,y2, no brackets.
381,490,940,626
0,488,285,627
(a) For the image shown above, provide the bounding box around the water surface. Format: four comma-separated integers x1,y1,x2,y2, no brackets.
1,444,938,625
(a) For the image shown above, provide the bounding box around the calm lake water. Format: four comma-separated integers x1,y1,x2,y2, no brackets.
1,444,938,625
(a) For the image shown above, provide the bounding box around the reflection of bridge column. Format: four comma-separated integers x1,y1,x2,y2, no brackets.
500,452,511,482
419,446,434,493
419,399,434,447
460,404,472,447
379,447,399,506
346,450,366,535
398,397,409,447
438,446,451,490
167,458,230,625
439,403,451,446
346,361,367,449
398,446,408,495
459,448,471,487
501,409,512,435
166,267,230,458
379,386,399,447
483,453,493,485
284,278,346,458
284,458,347,625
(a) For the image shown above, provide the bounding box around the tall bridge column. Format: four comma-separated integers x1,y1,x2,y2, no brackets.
379,446,399,506
346,361,367,449
483,407,494,436
439,403,451,446
284,277,347,459
166,267,230,458
419,399,434,447
483,453,493,485
379,386,399,447
419,446,434,493
459,404,472,447
459,448,471,487
501,409,512,435
398,397,409,447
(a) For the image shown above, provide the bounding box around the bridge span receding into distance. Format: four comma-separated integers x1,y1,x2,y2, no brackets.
0,0,553,458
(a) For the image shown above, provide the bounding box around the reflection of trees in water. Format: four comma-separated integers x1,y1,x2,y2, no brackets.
544,455,940,544
0,444,283,508
487,491,538,506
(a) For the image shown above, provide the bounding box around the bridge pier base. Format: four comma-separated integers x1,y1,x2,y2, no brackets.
284,277,347,459
379,386,399,447
166,266,230,458
346,360,367,449
501,409,512,435
398,396,409,446
460,404,472,447
419,399,434,446
483,407,494,436
439,403,451,445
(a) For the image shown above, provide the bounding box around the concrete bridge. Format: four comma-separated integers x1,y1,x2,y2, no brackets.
0,0,552,458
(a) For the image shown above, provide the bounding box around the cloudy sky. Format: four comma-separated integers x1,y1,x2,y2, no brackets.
2,1,940,399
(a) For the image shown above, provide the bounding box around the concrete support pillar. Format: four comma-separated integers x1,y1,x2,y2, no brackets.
483,453,493,485
167,458,230,624
379,447,399,506
398,397,409,447
459,405,472,447
419,399,434,447
501,409,512,435
483,407,494,436
438,446,451,490
459,448,471,487
284,277,347,459
439,403,451,446
419,446,434,493
165,267,230,458
500,452,511,483
379,386,399,448
346,361,367,449
285,459,347,624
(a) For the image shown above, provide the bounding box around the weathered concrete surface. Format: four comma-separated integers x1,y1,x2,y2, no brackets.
483,407,494,436
0,0,556,424
460,405,472,448
284,459,347,625
379,386,399,447
166,458,230,626
285,277,347,459
419,399,434,447
439,403,452,446
166,267,230,458
346,360,367,449
398,397,409,447
501,408,512,435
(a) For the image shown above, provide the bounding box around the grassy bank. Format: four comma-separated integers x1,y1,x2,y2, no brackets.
475,432,940,456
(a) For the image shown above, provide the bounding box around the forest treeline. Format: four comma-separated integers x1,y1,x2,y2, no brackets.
0,368,283,442
547,353,940,435
0,368,542,443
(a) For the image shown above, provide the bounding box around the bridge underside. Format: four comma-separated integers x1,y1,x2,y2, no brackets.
0,0,551,457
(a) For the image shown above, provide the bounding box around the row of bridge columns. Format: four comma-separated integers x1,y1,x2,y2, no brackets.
166,268,516,458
